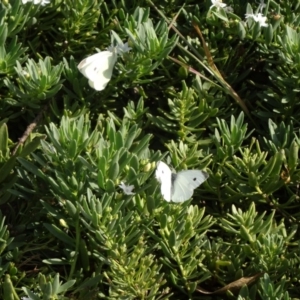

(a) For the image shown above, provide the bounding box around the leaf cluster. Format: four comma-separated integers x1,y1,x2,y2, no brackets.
0,0,300,299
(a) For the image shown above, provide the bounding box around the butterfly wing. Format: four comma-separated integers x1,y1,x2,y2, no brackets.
78,51,117,91
155,161,172,202
171,170,209,202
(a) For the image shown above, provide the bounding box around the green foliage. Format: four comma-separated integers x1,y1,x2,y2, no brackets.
22,273,76,300
4,57,63,108
0,0,300,299
149,204,214,296
214,112,253,159
122,7,178,84
148,80,217,143
219,202,297,278
51,0,102,55
0,213,13,257
258,273,291,299
0,120,44,204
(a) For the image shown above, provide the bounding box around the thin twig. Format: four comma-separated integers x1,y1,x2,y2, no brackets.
12,103,49,156
148,0,253,122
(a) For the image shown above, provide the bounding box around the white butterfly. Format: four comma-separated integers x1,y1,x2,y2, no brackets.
78,50,118,91
22,0,50,5
78,42,131,91
155,161,209,202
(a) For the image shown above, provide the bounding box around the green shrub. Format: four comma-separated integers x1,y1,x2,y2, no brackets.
0,0,299,299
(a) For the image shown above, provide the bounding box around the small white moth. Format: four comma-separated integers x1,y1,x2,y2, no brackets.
155,161,209,202
78,42,131,91
22,0,50,5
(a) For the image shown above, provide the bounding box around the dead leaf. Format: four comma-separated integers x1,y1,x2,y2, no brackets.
196,272,264,295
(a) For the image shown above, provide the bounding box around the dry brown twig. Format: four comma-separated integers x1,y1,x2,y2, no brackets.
12,103,49,156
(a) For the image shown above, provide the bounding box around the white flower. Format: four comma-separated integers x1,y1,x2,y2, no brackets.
245,13,268,27
119,182,135,195
22,0,51,5
108,42,131,55
78,42,131,91
210,0,226,10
